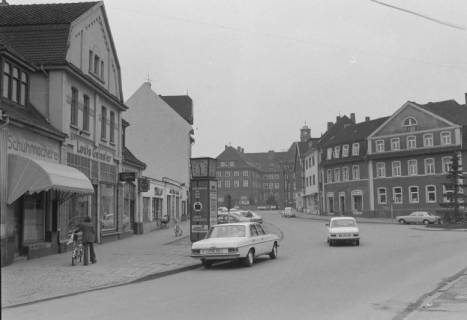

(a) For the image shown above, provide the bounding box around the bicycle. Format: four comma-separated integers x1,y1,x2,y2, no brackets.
66,231,83,266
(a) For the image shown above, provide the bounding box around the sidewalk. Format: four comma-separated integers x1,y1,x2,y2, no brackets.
1,220,199,308
401,268,467,320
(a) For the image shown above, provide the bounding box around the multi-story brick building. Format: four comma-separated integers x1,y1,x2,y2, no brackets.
367,100,467,218
320,115,388,215
216,146,288,208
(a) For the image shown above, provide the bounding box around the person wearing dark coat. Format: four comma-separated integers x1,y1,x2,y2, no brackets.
76,216,97,265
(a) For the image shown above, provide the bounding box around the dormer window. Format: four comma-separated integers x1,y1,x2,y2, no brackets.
403,117,417,132
2,61,28,106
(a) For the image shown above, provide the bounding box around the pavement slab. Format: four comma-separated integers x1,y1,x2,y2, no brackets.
1,220,199,308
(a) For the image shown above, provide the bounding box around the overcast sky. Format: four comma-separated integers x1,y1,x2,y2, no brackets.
13,0,467,157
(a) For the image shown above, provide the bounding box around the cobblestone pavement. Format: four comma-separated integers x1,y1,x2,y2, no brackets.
1,220,199,308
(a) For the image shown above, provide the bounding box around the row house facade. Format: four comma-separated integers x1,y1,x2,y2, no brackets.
367,100,467,217
302,137,320,214
125,82,194,233
316,99,466,217
320,116,388,216
0,2,143,265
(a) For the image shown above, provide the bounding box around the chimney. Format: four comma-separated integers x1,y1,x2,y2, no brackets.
365,116,370,122
327,122,333,130
225,145,228,150
336,116,341,122
350,113,355,124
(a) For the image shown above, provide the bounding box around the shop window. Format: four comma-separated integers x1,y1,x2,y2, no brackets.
152,197,162,221
100,183,116,231
143,197,150,222
123,183,135,231
23,194,45,242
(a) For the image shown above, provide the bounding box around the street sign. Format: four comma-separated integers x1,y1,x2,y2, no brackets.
194,201,202,212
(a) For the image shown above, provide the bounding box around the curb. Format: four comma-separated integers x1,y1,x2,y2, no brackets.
2,262,201,309
395,267,467,320
295,215,395,225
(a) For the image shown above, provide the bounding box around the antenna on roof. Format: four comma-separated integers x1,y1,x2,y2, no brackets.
145,74,151,84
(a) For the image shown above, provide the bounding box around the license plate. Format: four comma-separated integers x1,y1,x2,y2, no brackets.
202,248,225,254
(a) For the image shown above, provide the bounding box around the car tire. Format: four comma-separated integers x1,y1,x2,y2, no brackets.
399,219,406,224
201,259,212,269
244,249,255,267
423,219,430,225
269,243,278,259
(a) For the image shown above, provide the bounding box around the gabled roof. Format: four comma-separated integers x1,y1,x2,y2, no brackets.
0,2,98,26
159,95,193,125
321,116,389,148
0,100,66,140
318,115,354,148
0,2,101,67
416,100,467,126
122,146,147,170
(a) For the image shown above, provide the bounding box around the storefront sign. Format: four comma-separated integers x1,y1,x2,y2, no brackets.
137,178,150,192
7,128,60,162
154,186,164,196
70,133,113,163
119,172,136,182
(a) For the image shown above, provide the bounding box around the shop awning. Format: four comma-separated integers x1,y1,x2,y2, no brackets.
7,154,94,204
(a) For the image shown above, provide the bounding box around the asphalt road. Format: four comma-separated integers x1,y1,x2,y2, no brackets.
3,211,467,320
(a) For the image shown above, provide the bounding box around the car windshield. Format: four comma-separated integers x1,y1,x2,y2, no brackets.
207,225,246,238
331,219,356,228
239,211,253,218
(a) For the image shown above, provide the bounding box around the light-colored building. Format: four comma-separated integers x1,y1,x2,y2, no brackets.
125,82,193,231
0,2,129,251
303,138,320,214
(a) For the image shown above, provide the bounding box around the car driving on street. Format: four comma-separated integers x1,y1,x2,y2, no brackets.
396,211,441,224
191,222,280,268
326,217,360,246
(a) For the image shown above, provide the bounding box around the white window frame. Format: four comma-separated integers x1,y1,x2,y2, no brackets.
377,187,387,204
407,136,416,149
234,171,239,177
376,162,386,177
225,171,231,177
334,168,340,182
423,133,433,147
393,186,403,204
426,185,436,203
442,156,452,173
243,171,248,177
424,158,435,175
392,161,401,177
333,146,340,159
342,144,349,157
352,165,360,180
352,143,360,156
408,159,418,176
409,186,419,203
443,185,453,202
391,138,400,151
376,140,385,153
441,131,452,145
243,180,249,187
225,180,230,188
342,167,349,181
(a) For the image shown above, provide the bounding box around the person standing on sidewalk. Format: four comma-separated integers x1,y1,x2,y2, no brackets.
76,217,97,265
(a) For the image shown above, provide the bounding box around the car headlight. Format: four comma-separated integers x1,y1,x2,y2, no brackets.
228,248,238,253
191,249,200,254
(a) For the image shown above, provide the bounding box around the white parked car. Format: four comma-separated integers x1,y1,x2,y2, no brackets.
396,211,441,225
191,222,280,268
282,207,296,217
326,217,360,246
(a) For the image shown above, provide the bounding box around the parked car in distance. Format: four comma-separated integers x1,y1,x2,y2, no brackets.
191,222,280,268
235,210,263,223
326,217,360,246
217,212,249,224
396,211,441,225
282,207,296,217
